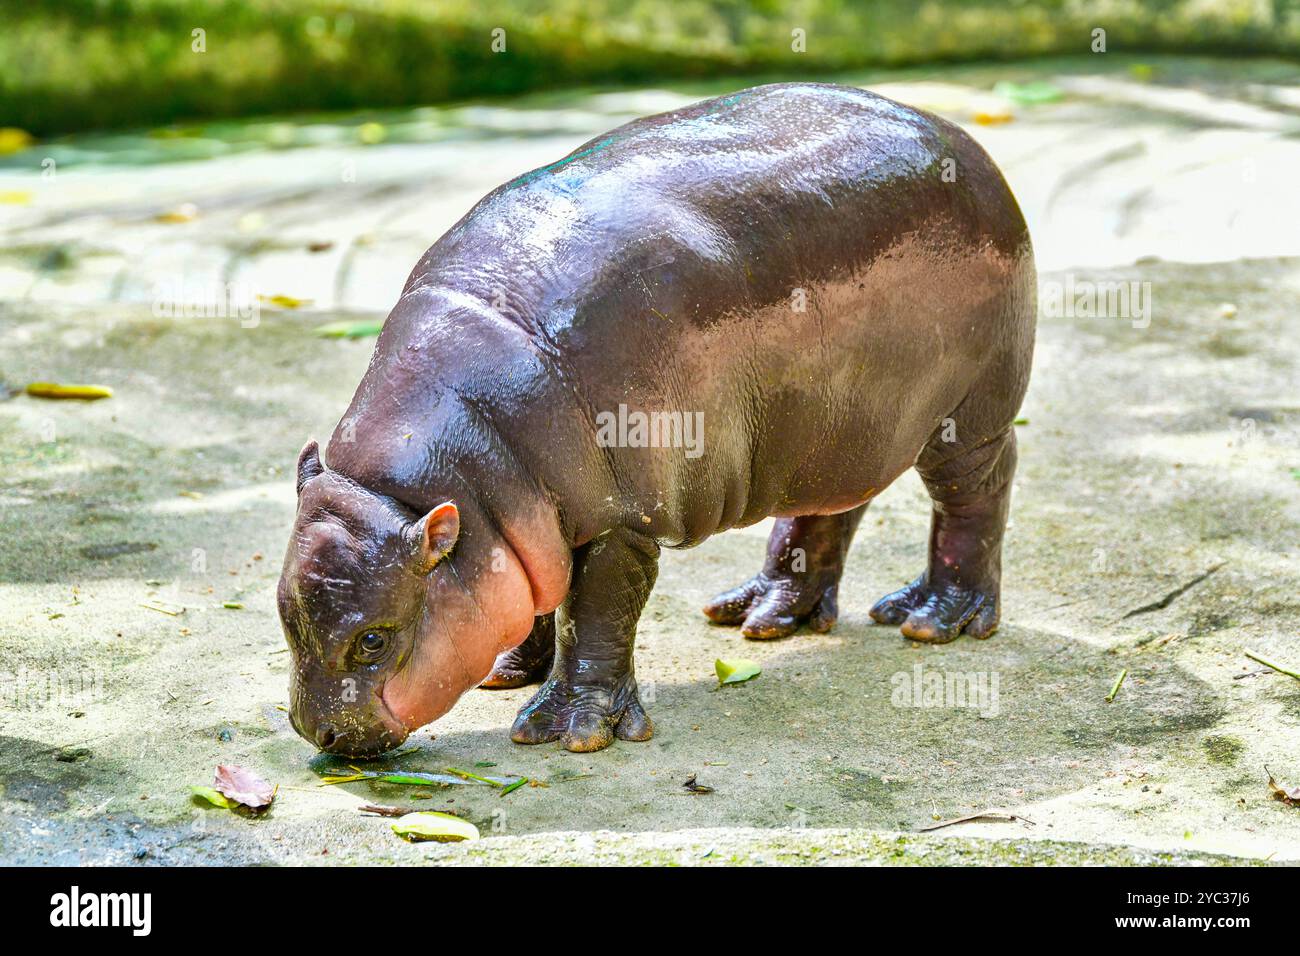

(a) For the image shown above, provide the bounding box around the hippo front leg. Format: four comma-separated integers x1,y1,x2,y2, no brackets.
481,613,555,689
510,527,658,752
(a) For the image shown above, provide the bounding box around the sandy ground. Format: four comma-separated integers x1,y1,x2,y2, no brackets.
1,55,1298,865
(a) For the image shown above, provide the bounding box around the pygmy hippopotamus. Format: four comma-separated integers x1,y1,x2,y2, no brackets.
278,82,1036,756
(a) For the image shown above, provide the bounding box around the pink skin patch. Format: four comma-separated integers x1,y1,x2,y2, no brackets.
381,533,536,736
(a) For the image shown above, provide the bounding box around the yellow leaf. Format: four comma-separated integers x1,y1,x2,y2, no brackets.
715,658,761,686
25,382,113,400
155,203,199,223
0,128,34,155
258,294,313,309
391,811,479,843
358,122,387,145
0,190,31,205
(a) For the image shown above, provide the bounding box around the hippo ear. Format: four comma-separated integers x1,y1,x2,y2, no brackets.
408,501,460,574
296,440,324,495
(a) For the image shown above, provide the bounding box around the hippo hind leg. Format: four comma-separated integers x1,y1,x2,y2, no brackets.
870,425,1017,643
481,612,555,689
703,506,866,639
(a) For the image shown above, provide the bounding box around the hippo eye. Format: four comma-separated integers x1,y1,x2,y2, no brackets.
354,630,388,664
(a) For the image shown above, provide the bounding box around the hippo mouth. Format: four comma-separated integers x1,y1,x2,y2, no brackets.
291,682,410,757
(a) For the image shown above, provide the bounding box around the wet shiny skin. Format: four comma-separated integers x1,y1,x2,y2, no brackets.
278,82,1035,755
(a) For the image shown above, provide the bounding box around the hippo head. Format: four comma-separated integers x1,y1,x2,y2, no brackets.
277,441,533,756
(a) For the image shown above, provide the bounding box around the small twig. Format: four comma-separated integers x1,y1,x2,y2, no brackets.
1041,598,1087,612
359,804,417,818
140,600,185,616
919,810,1036,832
1245,650,1300,683
1232,668,1272,681
1120,563,1225,619
1105,668,1129,703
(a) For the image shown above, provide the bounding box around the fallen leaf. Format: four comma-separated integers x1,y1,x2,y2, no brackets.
1245,649,1300,683
715,658,761,686
318,765,518,788
972,109,1014,126
992,81,1063,105
213,765,276,810
444,766,503,786
0,127,34,155
313,319,384,339
683,773,714,794
0,190,32,205
258,294,313,309
222,601,244,610
1267,767,1300,807
155,203,199,223
25,382,112,400
191,786,237,809
391,811,479,843
1105,668,1128,703
358,122,387,145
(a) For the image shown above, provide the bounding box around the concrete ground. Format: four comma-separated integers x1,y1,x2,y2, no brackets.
1,55,1298,865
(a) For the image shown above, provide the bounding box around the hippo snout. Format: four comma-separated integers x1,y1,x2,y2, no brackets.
289,682,408,757
313,719,406,757
292,708,407,757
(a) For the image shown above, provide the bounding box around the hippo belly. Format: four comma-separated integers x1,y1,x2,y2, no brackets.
487,84,1037,545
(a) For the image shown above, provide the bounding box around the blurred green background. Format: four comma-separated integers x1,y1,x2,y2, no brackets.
4,0,1299,135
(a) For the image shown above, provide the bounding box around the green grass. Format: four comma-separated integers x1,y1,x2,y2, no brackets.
4,0,1300,135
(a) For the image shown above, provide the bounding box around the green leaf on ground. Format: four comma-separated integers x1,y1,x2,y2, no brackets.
992,81,1064,105
715,658,761,686
191,786,237,809
312,319,384,339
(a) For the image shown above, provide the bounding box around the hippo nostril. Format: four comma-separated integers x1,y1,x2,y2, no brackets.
315,723,338,750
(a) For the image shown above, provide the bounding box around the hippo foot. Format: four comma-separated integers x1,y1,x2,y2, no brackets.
869,574,999,643
703,571,841,640
481,617,556,689
510,676,652,752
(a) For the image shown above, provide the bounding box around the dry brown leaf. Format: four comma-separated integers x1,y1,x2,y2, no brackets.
1266,767,1300,807
214,764,276,810
683,773,714,794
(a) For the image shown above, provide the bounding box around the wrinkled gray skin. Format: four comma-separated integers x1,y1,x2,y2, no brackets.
278,82,1036,756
